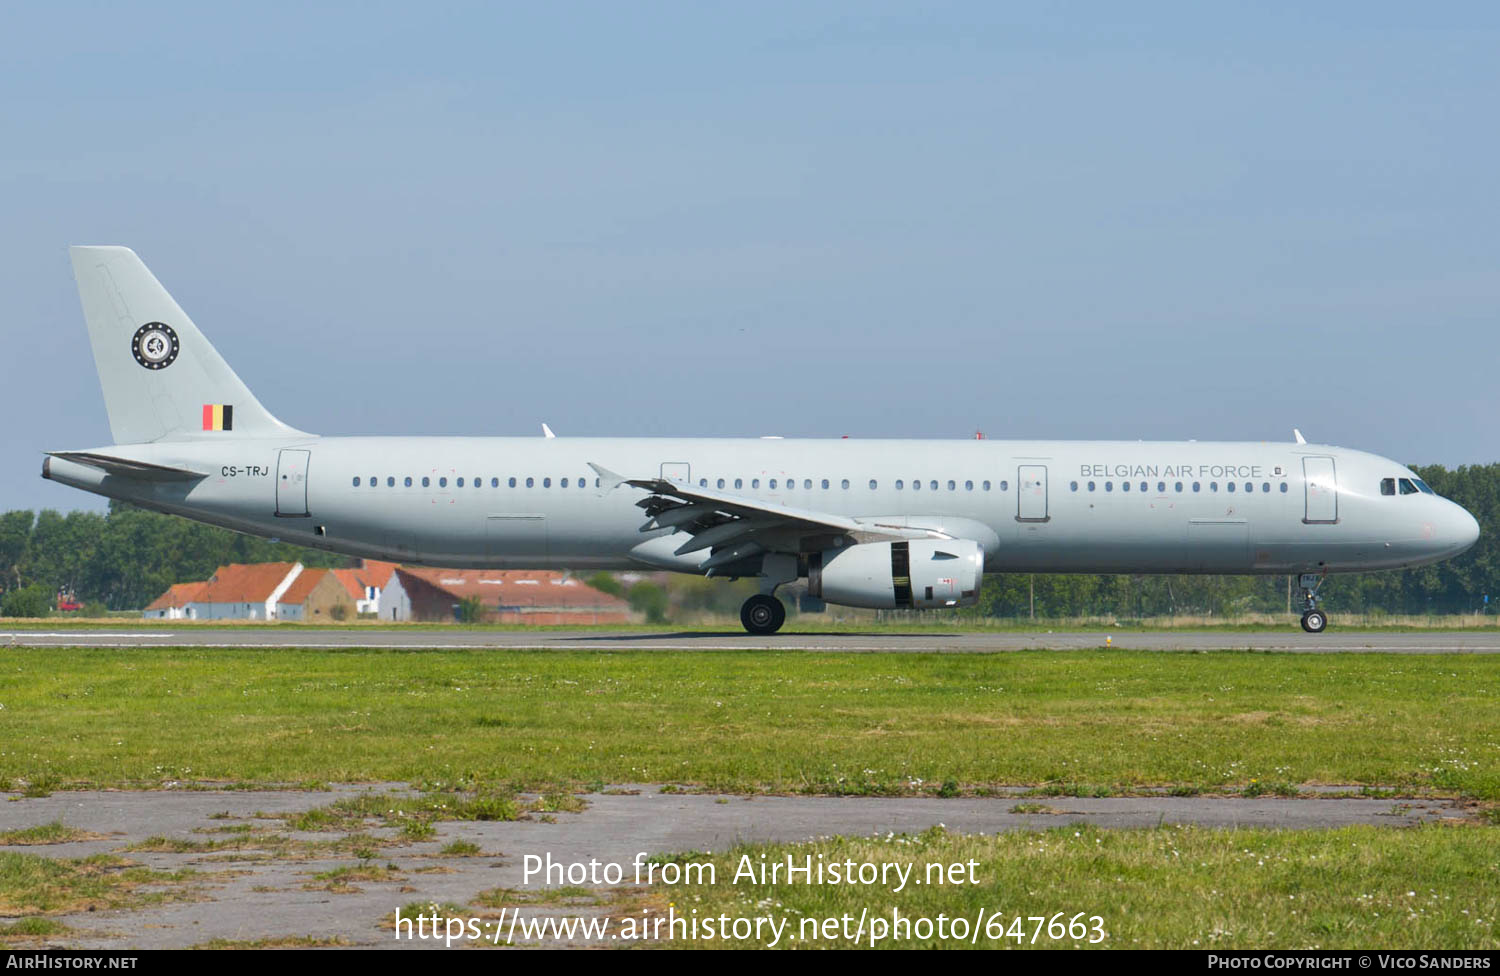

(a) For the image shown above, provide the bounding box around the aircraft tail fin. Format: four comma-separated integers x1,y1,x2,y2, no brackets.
68,246,307,445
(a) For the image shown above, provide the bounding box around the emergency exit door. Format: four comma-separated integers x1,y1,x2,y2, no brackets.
276,449,310,517
1017,465,1049,521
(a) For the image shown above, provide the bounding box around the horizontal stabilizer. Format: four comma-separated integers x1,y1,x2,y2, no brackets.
46,451,207,482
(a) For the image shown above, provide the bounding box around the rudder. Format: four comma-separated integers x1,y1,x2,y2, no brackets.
69,246,305,444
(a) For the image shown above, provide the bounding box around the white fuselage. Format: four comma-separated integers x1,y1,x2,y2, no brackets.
43,435,1481,577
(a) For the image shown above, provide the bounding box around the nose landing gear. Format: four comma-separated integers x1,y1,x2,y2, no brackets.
740,594,786,635
1297,572,1328,633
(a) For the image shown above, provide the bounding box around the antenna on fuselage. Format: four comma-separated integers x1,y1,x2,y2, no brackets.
1293,428,1307,445
542,423,556,439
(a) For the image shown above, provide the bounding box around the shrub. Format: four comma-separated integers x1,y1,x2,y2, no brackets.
1,585,52,618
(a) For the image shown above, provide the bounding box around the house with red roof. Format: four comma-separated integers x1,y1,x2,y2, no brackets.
380,567,630,624
143,581,208,619
274,568,357,621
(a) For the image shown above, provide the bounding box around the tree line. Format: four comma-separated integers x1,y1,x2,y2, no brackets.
0,463,1495,617
0,501,348,614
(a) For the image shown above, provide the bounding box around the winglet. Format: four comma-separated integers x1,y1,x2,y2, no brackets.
587,462,627,489
1293,428,1307,445
542,423,556,439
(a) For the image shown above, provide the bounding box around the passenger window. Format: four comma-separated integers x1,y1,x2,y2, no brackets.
697,478,705,487
717,478,726,489
947,480,955,491
805,479,813,490
912,479,920,490
563,478,571,488
982,480,991,491
896,480,904,490
930,480,938,491
1157,481,1165,493
1399,478,1419,495
491,478,499,487
1380,478,1396,496
353,477,360,486
1262,482,1270,492
456,478,464,487
387,477,395,487
1000,480,1008,491
751,479,760,489
422,477,431,487
1244,482,1252,493
1210,482,1218,492
526,477,534,487
1088,481,1096,492
1070,481,1078,491
735,479,743,489
509,477,517,487
1174,482,1183,492
1105,481,1113,492
1280,482,1288,493
869,480,878,490
1140,481,1147,493
405,477,412,487
1122,481,1131,492
769,479,777,489
820,479,828,489
1192,481,1200,492
841,479,850,489
1227,482,1235,493
965,480,973,491
543,477,551,488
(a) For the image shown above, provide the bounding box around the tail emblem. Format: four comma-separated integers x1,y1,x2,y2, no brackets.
201,404,234,431
131,322,180,370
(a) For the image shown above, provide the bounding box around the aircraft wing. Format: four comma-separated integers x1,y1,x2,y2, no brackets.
591,463,940,573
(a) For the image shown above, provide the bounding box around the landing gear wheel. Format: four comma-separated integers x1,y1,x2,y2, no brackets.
1296,572,1329,634
741,594,786,635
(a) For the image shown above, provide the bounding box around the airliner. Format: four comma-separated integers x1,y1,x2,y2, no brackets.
42,247,1480,634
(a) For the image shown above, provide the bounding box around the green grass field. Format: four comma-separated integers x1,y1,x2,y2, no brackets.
654,824,1500,949
1,613,1497,631
0,647,1496,797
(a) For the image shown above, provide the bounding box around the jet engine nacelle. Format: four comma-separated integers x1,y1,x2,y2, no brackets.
807,539,984,610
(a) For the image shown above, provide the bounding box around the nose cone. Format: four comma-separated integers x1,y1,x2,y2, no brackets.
1445,502,1481,556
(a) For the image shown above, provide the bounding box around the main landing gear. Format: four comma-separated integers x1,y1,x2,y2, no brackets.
1297,572,1328,634
740,594,786,635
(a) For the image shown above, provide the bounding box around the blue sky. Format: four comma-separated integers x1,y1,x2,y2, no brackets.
4,2,1498,511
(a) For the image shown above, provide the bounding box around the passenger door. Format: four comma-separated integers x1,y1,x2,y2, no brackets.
275,449,310,517
1302,456,1338,523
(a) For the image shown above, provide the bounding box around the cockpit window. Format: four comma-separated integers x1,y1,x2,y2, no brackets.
1380,478,1395,496
1413,479,1435,495
1399,478,1419,495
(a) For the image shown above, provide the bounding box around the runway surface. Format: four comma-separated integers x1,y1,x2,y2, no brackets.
4,627,1500,652
0,785,1468,949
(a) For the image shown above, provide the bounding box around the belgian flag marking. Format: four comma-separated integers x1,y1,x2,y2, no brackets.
201,404,234,431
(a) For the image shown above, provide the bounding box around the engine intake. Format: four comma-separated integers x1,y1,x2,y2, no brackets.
807,539,983,610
